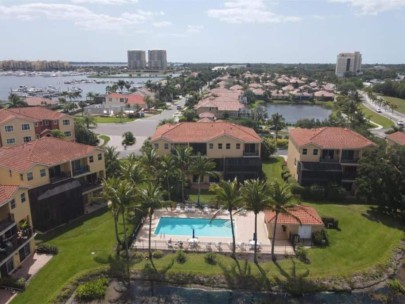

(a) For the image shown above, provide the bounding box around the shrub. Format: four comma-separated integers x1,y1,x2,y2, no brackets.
204,252,217,265
295,245,310,264
290,183,305,195
325,183,346,201
0,277,26,291
152,250,164,259
302,184,325,200
76,277,109,301
36,243,58,255
176,250,187,264
322,217,339,229
312,230,329,247
388,279,405,295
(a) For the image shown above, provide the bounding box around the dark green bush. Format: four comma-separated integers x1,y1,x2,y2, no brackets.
0,277,26,291
295,245,310,264
312,230,328,246
322,217,339,229
325,183,346,201
176,250,187,264
290,183,305,195
304,184,325,200
152,250,164,259
204,252,217,265
36,243,58,255
76,277,108,301
388,279,405,295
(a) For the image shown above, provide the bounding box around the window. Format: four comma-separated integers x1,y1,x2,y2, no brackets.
236,143,241,149
20,174,24,181
6,138,15,144
23,136,31,143
21,193,26,203
164,143,169,150
98,153,102,161
89,156,94,163
218,143,223,149
226,143,231,149
5,125,13,132
53,120,58,125
10,199,16,209
40,169,46,177
27,172,33,181
44,120,49,126
64,131,71,137
313,149,318,156
209,143,214,149
154,143,159,149
303,148,307,155
22,124,30,130
63,119,70,125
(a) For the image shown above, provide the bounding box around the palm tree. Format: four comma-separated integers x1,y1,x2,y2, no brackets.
140,147,160,180
190,153,217,206
6,93,27,108
270,113,286,150
241,179,272,263
138,182,164,260
82,114,97,129
268,181,299,261
157,154,179,201
78,100,87,116
104,146,120,178
121,158,145,184
173,146,193,203
209,178,242,258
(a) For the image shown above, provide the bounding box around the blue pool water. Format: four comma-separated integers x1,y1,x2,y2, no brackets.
154,217,232,237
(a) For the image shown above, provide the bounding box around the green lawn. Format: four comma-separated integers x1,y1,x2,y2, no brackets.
382,96,405,114
95,116,135,123
132,203,404,280
360,104,394,128
12,210,117,304
98,134,111,148
262,156,285,183
188,189,216,205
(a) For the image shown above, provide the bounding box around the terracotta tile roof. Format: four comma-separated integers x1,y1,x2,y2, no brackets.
0,185,21,206
265,205,324,226
5,107,69,121
229,85,244,91
314,90,335,98
151,121,262,143
198,112,216,118
126,94,146,106
0,137,101,172
289,127,376,149
24,97,57,107
387,132,405,146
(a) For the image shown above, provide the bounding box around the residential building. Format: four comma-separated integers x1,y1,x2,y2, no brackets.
335,52,362,77
386,131,405,146
0,107,75,147
104,93,147,109
24,97,58,109
127,50,147,70
287,127,376,190
0,185,35,277
150,121,262,184
148,50,167,70
0,137,105,231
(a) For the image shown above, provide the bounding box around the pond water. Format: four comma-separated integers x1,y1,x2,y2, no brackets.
266,104,332,124
128,281,389,304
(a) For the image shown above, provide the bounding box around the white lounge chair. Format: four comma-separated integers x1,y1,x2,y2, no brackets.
203,205,210,214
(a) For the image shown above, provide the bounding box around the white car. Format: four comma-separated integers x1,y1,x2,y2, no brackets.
376,108,382,113
397,120,404,126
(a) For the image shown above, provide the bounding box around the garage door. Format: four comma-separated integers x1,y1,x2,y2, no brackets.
298,225,312,239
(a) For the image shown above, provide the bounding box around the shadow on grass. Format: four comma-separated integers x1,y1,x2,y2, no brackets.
362,207,405,231
263,157,284,165
273,259,323,296
218,259,271,290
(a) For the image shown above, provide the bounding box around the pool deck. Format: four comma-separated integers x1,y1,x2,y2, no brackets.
133,209,295,256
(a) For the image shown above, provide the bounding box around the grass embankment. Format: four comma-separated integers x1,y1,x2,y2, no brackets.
12,210,117,304
98,135,111,148
383,96,405,114
262,157,285,184
360,104,394,128
95,116,134,123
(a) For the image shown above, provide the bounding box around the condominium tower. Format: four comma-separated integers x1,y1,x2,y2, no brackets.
127,50,146,70
148,50,167,70
335,52,362,77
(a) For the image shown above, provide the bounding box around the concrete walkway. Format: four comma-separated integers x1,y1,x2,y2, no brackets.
94,98,186,158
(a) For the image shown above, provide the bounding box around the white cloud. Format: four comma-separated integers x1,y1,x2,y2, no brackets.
153,21,172,27
207,0,301,23
0,3,162,31
71,0,138,4
186,25,203,33
330,0,405,15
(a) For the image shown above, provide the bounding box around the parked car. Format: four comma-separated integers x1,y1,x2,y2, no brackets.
397,120,404,126
176,105,182,110
376,108,382,113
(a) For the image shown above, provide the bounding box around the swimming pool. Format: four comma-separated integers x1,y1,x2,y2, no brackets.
154,217,233,238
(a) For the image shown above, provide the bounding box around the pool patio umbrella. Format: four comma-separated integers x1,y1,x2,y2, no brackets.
192,228,195,239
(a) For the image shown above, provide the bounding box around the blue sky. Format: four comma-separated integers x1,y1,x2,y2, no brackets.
0,0,404,63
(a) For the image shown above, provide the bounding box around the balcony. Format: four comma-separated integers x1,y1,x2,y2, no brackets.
72,165,90,177
0,228,33,264
82,182,102,195
320,158,339,163
50,171,72,184
0,219,16,237
341,158,359,164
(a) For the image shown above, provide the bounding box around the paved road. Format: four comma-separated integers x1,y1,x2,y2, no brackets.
95,98,186,157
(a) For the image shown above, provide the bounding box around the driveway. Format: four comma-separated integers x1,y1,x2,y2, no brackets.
94,98,186,157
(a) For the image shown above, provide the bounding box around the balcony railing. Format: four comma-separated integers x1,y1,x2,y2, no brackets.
50,171,72,183
0,219,16,237
319,158,339,163
0,228,33,264
72,165,90,177
243,152,259,157
341,158,359,164
82,182,102,195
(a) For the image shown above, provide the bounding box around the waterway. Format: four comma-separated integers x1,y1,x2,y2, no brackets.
266,104,332,124
0,74,162,101
127,281,391,303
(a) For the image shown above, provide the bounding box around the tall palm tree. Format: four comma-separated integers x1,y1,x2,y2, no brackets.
190,153,217,206
173,146,193,203
138,182,164,260
241,179,272,263
104,146,120,178
209,178,242,258
268,181,299,261
121,158,145,184
157,154,179,201
270,113,286,150
82,114,97,129
140,147,159,180
6,93,27,108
